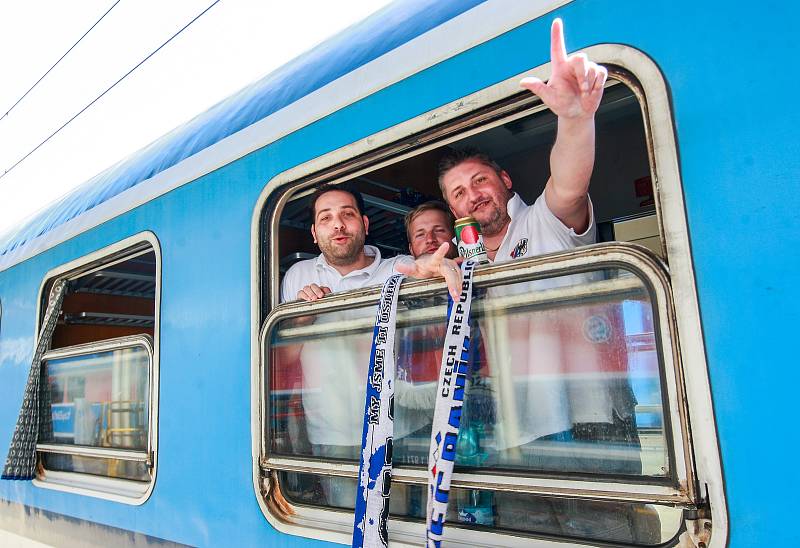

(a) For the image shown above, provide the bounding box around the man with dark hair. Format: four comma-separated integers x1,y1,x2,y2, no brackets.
438,19,604,264
432,20,646,538
436,19,640,474
439,19,635,454
435,18,606,453
307,181,366,228
282,184,461,303
278,183,462,508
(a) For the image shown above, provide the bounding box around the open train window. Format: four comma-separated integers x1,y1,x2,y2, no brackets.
33,234,160,504
254,51,718,546
268,81,659,299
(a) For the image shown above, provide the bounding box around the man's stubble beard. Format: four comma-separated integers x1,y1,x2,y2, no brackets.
476,201,511,237
319,230,366,267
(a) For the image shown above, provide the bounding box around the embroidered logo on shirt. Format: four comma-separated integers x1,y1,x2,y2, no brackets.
510,238,528,259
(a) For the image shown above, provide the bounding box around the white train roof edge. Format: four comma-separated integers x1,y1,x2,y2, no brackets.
0,0,569,273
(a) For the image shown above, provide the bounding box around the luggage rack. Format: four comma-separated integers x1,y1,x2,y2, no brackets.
62,312,155,328
71,270,156,299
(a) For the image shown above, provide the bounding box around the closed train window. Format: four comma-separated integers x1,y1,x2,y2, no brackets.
255,58,713,546
34,234,160,503
265,255,687,545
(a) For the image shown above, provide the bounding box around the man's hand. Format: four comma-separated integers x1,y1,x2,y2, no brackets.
519,18,602,233
519,18,607,120
396,243,463,300
297,284,332,302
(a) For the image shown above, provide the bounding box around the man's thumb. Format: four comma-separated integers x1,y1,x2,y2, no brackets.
520,77,554,103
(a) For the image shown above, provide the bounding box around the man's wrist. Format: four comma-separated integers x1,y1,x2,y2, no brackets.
557,112,596,127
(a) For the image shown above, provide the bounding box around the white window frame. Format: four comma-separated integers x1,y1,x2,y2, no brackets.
260,247,687,545
250,45,726,546
32,232,161,505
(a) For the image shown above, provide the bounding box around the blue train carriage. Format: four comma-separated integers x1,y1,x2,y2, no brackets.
2,0,796,545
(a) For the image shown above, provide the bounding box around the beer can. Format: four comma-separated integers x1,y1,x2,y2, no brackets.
455,216,488,263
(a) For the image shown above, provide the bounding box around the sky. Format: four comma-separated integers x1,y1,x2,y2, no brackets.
0,0,393,237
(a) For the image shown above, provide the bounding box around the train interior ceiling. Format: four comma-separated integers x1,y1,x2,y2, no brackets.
48,250,156,350
277,81,662,275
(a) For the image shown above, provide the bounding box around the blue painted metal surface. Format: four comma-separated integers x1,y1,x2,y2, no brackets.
1,0,799,545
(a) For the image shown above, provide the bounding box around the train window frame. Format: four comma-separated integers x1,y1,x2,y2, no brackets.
250,45,725,545
32,232,161,505
260,247,689,545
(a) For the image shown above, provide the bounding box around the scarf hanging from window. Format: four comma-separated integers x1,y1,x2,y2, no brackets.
353,274,404,548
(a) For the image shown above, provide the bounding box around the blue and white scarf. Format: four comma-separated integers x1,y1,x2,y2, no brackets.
425,260,476,546
353,274,404,548
353,261,477,547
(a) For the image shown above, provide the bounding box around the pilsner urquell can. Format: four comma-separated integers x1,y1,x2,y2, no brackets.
455,216,488,263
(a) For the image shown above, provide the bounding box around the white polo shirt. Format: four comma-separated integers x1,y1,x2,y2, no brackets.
280,245,411,303
279,246,431,447
480,193,609,450
490,192,596,265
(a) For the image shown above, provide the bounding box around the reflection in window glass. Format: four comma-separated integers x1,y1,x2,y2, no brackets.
43,345,149,450
268,266,672,537
41,453,150,482
269,267,668,476
278,470,682,546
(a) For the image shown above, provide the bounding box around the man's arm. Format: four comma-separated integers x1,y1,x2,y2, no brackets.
520,18,607,233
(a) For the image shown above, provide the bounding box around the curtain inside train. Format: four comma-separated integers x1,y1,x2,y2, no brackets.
2,279,68,480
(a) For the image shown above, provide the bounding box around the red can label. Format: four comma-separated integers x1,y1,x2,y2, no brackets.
455,217,488,263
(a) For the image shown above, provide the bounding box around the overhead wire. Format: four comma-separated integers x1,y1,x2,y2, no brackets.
0,0,223,182
0,0,122,123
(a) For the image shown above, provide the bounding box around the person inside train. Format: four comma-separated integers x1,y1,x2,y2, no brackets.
405,200,458,260
424,19,641,532
394,201,459,454
278,185,462,508
282,183,461,304
438,19,603,266
395,201,458,419
432,17,644,536
435,15,640,469
392,201,498,519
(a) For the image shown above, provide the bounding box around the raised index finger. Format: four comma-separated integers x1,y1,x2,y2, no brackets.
550,18,568,66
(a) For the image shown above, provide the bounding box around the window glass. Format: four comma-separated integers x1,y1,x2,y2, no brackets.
269,266,668,479
277,470,683,545
34,240,158,496
41,453,150,482
266,264,673,541
42,345,150,451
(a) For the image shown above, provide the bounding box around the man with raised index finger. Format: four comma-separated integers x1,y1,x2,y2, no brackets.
439,18,605,266
435,17,646,539
434,18,647,537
